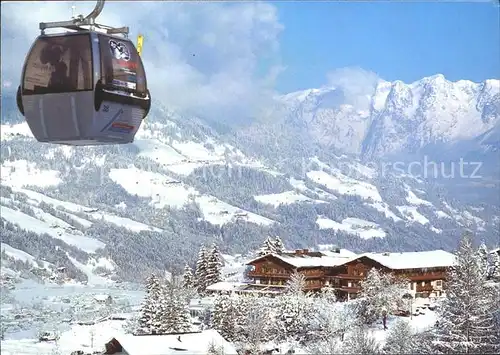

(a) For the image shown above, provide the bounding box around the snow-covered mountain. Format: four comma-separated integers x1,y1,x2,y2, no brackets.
267,75,500,158
1,74,499,286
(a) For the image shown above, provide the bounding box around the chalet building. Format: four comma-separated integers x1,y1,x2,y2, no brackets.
246,248,356,293
246,249,456,300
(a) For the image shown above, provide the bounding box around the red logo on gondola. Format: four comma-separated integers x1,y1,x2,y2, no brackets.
115,59,137,70
108,122,135,134
112,122,134,130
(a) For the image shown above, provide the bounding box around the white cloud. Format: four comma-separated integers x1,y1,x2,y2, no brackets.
1,1,285,125
325,67,381,110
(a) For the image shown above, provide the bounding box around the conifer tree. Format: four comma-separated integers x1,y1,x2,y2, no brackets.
138,273,163,334
212,293,240,341
195,245,209,295
157,280,192,334
382,319,417,354
274,271,314,342
182,264,195,289
434,232,499,354
286,271,306,295
491,252,500,282
273,236,285,254
341,326,381,354
256,236,276,256
478,242,491,277
206,243,223,287
358,268,407,324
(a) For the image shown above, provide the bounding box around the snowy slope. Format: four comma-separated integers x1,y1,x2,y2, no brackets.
317,216,387,239
109,167,275,226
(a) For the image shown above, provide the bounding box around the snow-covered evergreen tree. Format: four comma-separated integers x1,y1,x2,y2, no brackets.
434,232,500,354
207,341,225,355
358,268,408,324
274,271,314,342
382,319,417,354
123,314,140,335
341,326,381,354
195,245,209,295
412,330,438,354
205,243,223,287
234,294,274,353
312,294,358,344
256,236,276,256
212,293,240,342
273,236,285,254
138,273,163,334
491,252,500,282
182,264,195,289
319,285,337,304
286,271,306,294
478,242,491,278
157,280,192,334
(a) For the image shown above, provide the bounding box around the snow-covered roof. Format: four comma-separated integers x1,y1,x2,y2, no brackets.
320,249,358,258
94,294,111,301
205,281,248,292
248,251,355,268
247,249,456,270
346,250,457,270
112,329,238,355
490,247,500,255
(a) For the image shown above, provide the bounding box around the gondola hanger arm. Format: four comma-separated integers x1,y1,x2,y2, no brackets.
82,0,105,22
39,0,128,37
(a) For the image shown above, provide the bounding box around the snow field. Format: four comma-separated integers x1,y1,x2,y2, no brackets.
9,188,161,233
0,206,105,253
1,160,62,189
254,190,326,207
316,216,387,239
307,169,383,202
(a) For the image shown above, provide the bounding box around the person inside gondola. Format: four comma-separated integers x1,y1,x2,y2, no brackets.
41,45,71,92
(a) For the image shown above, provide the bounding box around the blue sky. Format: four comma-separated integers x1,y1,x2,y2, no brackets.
1,1,498,122
274,1,500,92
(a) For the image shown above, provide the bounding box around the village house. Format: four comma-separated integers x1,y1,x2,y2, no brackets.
102,329,238,355
94,294,113,305
246,248,456,300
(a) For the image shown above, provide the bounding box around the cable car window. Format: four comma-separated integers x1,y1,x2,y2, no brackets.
98,34,147,96
22,34,93,95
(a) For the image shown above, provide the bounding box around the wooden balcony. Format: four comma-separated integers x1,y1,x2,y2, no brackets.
416,284,434,292
328,274,365,280
248,271,290,278
397,271,447,281
300,270,325,278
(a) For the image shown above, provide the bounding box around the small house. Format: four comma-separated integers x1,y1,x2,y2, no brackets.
103,329,238,355
94,294,113,305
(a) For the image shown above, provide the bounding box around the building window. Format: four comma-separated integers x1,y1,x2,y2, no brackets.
436,280,442,287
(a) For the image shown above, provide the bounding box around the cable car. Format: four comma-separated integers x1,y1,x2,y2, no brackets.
16,0,151,146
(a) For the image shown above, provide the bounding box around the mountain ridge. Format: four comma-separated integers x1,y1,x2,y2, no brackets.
261,74,500,160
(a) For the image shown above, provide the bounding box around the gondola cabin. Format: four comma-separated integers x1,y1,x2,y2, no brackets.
17,31,151,145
